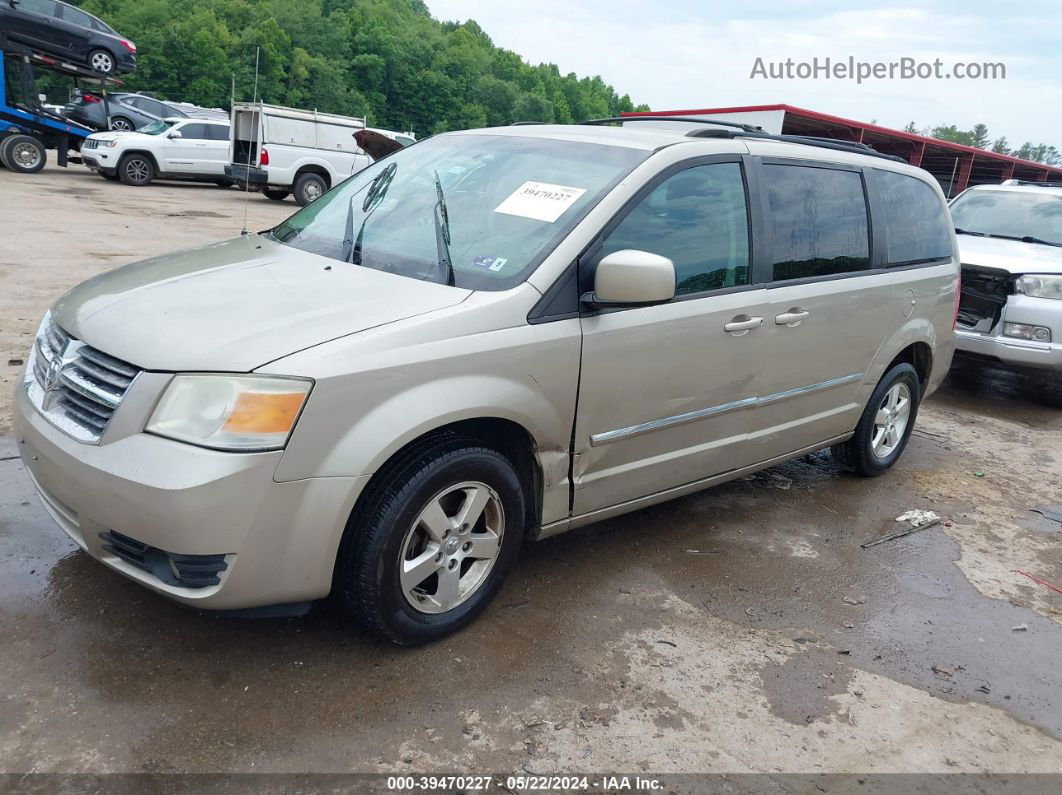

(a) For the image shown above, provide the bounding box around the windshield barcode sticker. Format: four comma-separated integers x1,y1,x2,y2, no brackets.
494,181,587,223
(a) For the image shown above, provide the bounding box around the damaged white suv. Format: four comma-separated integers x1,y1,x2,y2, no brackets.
951,181,1062,373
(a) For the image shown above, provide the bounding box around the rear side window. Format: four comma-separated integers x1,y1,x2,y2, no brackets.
600,162,751,295
178,123,210,140
765,164,870,281
873,170,952,264
206,125,230,141
60,5,94,28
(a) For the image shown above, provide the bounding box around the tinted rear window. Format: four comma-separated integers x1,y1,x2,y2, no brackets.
873,170,952,264
765,164,870,282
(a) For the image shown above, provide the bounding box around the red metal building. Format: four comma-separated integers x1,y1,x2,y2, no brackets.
622,103,1062,197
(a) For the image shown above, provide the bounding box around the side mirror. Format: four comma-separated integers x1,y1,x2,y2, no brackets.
584,249,676,307
166,130,182,139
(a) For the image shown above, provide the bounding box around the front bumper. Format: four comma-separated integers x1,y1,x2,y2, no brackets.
80,151,115,174
955,294,1062,371
225,164,268,185
13,379,366,611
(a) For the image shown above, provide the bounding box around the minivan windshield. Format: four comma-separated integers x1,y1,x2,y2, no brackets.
951,189,1062,247
269,133,648,290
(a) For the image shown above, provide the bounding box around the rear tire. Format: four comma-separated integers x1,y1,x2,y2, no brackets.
1,135,46,173
832,363,921,477
293,172,327,206
263,188,290,201
109,116,135,132
118,153,154,186
214,179,234,188
89,49,115,74
335,435,526,645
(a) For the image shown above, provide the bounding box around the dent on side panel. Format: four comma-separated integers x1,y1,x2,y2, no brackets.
269,308,583,526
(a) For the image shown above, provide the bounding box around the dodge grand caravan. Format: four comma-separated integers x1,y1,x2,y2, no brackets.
14,121,959,644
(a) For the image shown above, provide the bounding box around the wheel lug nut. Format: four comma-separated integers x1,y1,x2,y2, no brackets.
434,552,442,562
448,559,457,570
462,542,472,552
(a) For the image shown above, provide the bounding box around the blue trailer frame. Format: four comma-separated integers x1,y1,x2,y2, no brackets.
0,31,117,169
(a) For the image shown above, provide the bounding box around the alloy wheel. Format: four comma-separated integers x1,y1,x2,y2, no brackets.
398,481,504,614
110,118,133,131
124,158,150,184
90,52,114,73
871,382,911,459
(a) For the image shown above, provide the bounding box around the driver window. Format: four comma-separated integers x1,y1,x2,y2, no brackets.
600,162,751,295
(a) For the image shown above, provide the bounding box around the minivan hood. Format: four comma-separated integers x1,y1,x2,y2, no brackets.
957,234,1062,275
53,234,471,371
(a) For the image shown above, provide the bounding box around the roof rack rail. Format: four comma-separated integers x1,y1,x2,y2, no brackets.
683,126,905,163
510,120,549,126
582,115,765,134
1001,179,1062,188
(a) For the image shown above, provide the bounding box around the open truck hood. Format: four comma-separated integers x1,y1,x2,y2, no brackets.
957,235,1062,275
52,234,470,371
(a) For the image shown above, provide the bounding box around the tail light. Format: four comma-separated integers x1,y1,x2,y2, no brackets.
82,94,102,104
259,147,269,166
119,40,137,52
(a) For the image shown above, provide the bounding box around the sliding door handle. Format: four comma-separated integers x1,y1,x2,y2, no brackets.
775,310,810,326
723,316,763,334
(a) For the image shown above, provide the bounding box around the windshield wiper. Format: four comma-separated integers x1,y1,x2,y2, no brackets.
341,162,397,264
432,169,455,286
954,227,987,237
1020,235,1062,248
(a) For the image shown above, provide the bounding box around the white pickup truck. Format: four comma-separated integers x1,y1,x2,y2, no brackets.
224,102,377,205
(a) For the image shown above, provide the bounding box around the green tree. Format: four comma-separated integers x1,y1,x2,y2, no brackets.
969,123,990,149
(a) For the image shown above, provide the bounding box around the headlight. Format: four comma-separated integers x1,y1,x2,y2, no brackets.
147,375,312,451
1017,274,1062,300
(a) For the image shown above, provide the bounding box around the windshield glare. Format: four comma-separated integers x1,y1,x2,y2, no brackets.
951,189,1062,246
269,133,648,290
139,119,174,135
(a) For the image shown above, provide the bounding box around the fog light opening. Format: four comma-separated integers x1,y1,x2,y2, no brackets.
1003,322,1052,343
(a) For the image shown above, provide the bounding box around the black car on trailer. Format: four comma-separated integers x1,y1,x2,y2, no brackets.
0,0,136,75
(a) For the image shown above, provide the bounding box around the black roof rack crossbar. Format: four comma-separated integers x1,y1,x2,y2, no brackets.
509,120,549,126
581,115,765,134
683,127,905,162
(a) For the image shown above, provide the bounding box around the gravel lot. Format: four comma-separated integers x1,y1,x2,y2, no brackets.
1,164,1061,776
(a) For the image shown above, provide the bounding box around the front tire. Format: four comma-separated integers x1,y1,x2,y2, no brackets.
293,172,327,206
118,153,154,186
89,49,115,74
335,435,526,645
832,363,920,477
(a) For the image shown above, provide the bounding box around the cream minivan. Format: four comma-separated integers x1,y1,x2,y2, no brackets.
15,120,958,643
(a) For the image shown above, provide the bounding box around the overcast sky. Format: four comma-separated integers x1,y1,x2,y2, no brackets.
427,0,1062,147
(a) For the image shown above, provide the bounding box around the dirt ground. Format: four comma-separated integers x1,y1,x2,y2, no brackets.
1,165,1061,777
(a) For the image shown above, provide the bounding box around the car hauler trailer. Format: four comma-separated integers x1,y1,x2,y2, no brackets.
0,32,117,173
225,101,372,205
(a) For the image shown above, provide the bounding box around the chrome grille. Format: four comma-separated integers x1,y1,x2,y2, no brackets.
26,314,141,443
83,139,100,150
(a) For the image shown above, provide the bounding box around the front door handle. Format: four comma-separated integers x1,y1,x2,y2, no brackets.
775,309,810,326
723,316,763,334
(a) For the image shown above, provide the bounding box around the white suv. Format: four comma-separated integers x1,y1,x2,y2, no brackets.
81,118,232,187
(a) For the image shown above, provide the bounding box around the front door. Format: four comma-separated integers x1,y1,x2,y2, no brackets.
745,160,894,464
8,0,59,48
573,159,770,515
